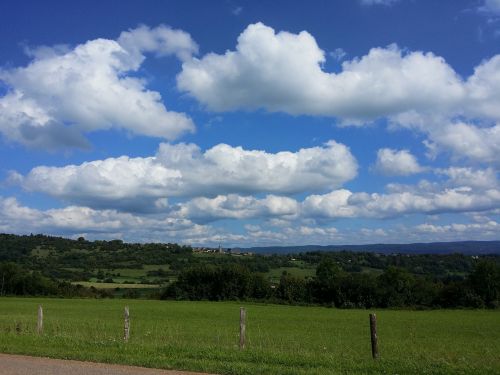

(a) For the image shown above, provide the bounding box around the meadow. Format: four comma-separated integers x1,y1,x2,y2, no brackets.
0,298,499,374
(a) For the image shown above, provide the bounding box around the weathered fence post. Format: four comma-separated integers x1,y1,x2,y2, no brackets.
37,305,43,335
124,306,130,342
369,313,378,359
239,307,246,350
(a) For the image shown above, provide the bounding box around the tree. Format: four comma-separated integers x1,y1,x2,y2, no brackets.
468,261,500,307
277,272,307,303
377,267,415,307
312,259,344,306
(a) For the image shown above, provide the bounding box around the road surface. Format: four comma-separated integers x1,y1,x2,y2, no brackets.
0,353,215,375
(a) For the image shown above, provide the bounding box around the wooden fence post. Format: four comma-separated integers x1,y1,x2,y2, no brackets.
37,305,43,335
369,313,378,359
124,306,130,342
239,307,246,350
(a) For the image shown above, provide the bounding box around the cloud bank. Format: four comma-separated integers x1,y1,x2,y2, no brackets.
15,141,357,211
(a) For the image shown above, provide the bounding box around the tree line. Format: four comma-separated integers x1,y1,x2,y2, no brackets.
2,259,499,308
162,260,500,309
0,262,113,298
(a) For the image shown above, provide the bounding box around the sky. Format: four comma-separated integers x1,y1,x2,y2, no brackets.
0,0,500,247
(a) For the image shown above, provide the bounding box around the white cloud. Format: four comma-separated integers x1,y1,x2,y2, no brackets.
18,156,182,212
172,172,500,222
374,148,425,176
429,122,500,164
1,194,498,246
0,196,137,233
389,112,500,165
157,140,357,195
177,23,465,122
329,48,347,61
415,220,499,237
117,24,198,62
360,0,400,6
297,225,338,236
178,22,500,164
0,25,196,148
0,196,211,243
436,167,498,190
465,55,500,119
240,224,341,246
12,135,499,225
174,194,298,223
479,0,500,15
17,140,357,211
381,56,500,164
232,6,243,16
301,189,357,219
360,228,387,237
302,186,500,219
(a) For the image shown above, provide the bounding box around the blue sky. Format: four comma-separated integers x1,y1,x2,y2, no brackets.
1,0,499,246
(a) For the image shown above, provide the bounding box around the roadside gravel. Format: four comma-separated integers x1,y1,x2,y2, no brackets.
0,353,216,375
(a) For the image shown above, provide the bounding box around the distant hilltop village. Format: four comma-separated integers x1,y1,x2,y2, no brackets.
192,245,253,256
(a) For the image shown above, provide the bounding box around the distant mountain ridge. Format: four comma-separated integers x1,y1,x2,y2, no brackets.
240,241,500,255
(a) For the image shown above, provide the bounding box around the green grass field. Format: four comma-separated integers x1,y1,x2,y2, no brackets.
0,298,499,374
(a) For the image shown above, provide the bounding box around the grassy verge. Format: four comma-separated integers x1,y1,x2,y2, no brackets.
0,297,499,374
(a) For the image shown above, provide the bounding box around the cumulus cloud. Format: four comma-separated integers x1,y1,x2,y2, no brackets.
0,195,293,247
393,113,500,164
16,156,182,212
0,25,196,148
178,23,464,122
157,140,357,195
16,140,357,211
16,143,499,223
0,196,210,242
301,189,357,219
465,55,500,119
117,24,198,62
177,22,500,164
0,196,138,233
302,186,500,219
374,148,425,176
170,168,500,222
393,57,500,165
174,194,298,223
429,122,500,164
436,167,498,189
426,122,500,165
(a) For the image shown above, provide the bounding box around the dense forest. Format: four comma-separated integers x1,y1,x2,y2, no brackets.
1,233,499,308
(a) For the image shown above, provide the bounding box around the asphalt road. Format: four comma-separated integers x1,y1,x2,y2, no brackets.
0,354,214,375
